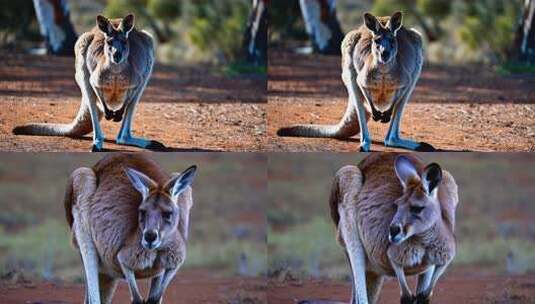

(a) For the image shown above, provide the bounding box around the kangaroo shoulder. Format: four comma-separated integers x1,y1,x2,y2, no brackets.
132,30,155,55
341,29,362,55
404,27,423,49
74,31,95,57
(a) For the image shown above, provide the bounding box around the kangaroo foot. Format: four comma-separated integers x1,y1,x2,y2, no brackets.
400,295,416,304
415,142,436,152
144,298,161,304
415,294,431,304
146,140,166,151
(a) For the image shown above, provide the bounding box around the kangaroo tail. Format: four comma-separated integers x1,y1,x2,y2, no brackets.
12,103,95,137
277,101,363,139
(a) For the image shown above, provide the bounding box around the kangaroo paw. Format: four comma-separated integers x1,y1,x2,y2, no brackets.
104,109,114,121
112,110,124,122
415,142,436,152
401,295,416,304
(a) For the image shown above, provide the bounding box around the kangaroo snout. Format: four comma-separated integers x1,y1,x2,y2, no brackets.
142,229,160,250
389,224,404,244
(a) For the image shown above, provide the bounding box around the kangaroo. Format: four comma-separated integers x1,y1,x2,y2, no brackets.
277,12,435,152
301,153,458,304
64,153,197,304
13,14,164,152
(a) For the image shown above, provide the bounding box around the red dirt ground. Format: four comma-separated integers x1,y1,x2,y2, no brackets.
0,270,266,304
267,49,535,152
0,52,266,152
268,269,535,304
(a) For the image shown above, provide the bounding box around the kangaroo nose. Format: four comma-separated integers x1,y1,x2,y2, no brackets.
389,225,401,238
113,53,122,62
144,229,158,243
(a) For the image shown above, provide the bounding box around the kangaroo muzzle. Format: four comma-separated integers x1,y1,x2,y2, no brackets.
389,224,405,244
142,229,161,250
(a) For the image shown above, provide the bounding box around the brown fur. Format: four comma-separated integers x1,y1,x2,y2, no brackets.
278,13,425,152
64,153,192,279
329,153,458,303
13,15,154,148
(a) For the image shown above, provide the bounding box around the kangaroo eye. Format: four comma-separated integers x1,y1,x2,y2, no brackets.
410,206,425,214
162,211,173,221
139,210,146,220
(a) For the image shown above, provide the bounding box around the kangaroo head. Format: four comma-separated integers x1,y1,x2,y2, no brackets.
389,156,442,245
96,14,135,64
124,165,197,250
363,11,403,64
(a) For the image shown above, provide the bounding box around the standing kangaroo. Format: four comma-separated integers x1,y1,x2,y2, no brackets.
302,153,458,304
64,153,197,304
278,12,434,152
13,14,163,152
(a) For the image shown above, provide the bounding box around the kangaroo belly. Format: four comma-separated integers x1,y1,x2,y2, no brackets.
102,79,130,111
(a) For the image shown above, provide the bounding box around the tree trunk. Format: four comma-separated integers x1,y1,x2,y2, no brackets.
510,0,535,63
299,0,344,55
243,0,268,65
32,0,77,56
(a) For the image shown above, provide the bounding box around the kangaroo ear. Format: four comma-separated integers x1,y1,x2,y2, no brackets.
394,155,420,189
422,163,442,195
124,167,157,199
166,165,197,200
388,11,403,35
96,15,113,36
364,12,381,34
120,13,135,37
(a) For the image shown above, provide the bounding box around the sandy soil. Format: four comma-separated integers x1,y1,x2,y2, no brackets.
267,49,535,152
0,270,266,304
0,53,266,152
268,269,535,304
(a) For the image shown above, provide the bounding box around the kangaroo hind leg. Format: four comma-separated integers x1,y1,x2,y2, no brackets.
334,165,368,304
70,168,101,304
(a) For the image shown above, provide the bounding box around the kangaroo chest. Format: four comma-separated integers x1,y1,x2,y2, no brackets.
359,68,403,113
98,73,133,109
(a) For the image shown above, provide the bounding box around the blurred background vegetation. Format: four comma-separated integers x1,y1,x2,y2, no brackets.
268,153,535,280
0,0,261,69
0,153,266,283
270,0,533,70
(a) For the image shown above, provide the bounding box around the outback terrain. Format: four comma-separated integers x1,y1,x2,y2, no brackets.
267,49,535,152
0,52,266,152
268,269,535,304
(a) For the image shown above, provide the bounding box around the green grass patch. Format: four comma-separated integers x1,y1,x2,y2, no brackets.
496,62,535,75
0,219,79,280
455,238,535,273
221,61,267,76
186,239,266,276
268,217,346,279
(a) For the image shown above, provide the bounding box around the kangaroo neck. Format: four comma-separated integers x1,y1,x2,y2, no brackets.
104,58,128,74
417,220,451,246
373,56,396,74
